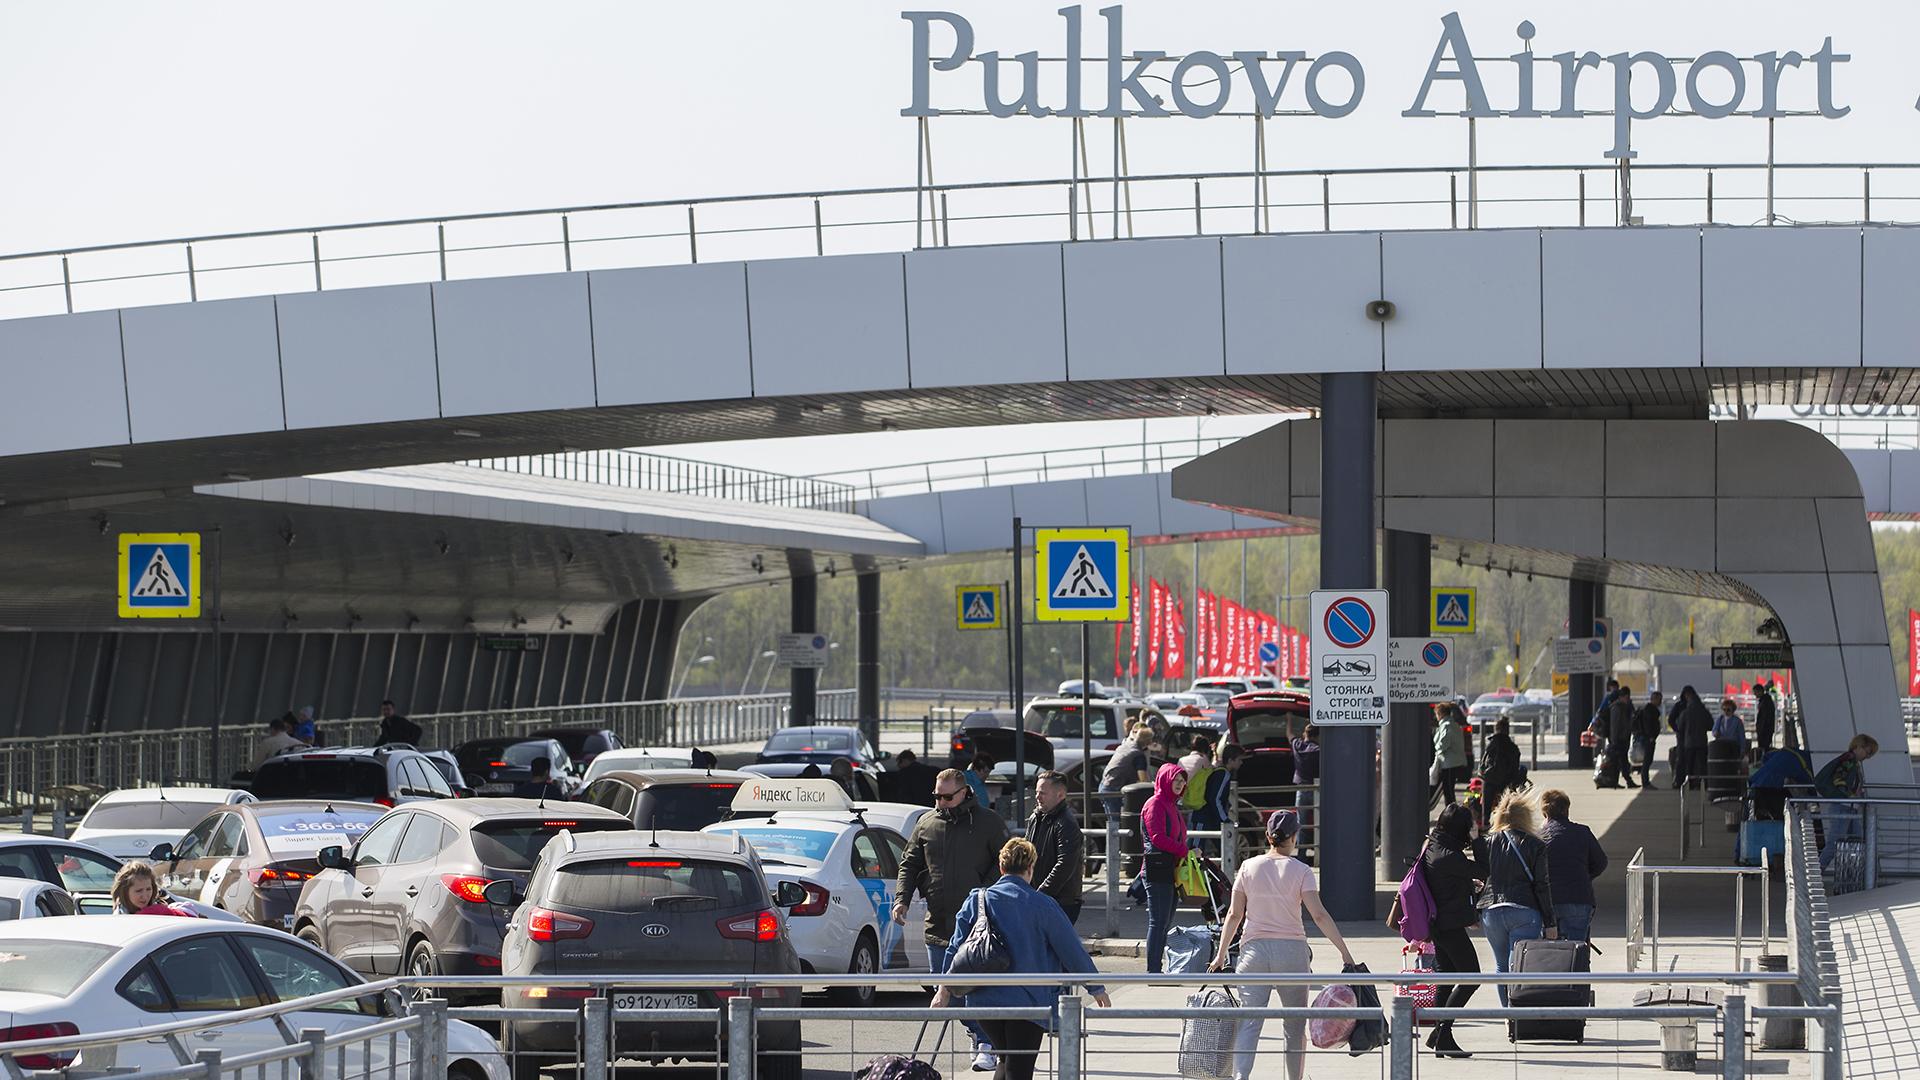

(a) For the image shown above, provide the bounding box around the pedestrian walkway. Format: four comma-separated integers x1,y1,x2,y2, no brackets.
1830,877,1920,1079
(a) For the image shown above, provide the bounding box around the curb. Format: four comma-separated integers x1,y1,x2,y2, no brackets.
1085,938,1146,958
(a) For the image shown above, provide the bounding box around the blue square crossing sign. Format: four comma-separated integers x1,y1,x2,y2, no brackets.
118,533,201,619
1430,586,1475,634
1034,527,1129,623
956,585,1003,631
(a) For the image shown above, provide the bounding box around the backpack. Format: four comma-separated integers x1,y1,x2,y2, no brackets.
1393,843,1437,943
856,1057,941,1080
1182,766,1216,811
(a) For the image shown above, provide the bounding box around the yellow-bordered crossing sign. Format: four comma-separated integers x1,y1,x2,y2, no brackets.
956,585,1003,631
118,533,201,619
1034,527,1130,623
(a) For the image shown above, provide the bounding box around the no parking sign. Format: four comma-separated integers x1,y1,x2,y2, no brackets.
1388,637,1456,702
1310,589,1389,726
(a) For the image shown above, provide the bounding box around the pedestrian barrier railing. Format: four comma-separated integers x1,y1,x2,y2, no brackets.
0,970,1832,1080
1788,795,1920,894
1786,803,1845,1080
1624,847,1771,974
462,447,859,513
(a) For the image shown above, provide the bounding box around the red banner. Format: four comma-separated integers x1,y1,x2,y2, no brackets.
1222,599,1240,675
1911,609,1920,695
1147,579,1164,679
1129,583,1142,678
1775,670,1792,696
1166,597,1187,680
1196,591,1212,677
1242,608,1257,674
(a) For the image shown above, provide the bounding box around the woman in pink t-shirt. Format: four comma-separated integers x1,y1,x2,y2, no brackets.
1208,810,1353,1080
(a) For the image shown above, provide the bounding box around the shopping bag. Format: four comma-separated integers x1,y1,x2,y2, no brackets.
1177,987,1240,1079
1162,926,1218,975
1308,983,1358,1048
1175,850,1208,899
1342,963,1387,1055
1395,943,1438,1022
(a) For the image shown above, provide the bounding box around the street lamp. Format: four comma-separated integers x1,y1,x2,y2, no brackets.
743,649,778,695
675,653,716,697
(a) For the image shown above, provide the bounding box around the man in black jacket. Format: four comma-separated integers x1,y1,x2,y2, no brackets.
1754,682,1778,756
1631,690,1663,789
1025,770,1084,923
1607,689,1638,788
1668,686,1713,790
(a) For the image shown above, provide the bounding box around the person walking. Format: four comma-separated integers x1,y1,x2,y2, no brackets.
1668,687,1713,790
1815,734,1880,868
929,838,1110,1080
1207,810,1354,1080
1414,803,1487,1059
890,749,940,806
1291,724,1322,840
1140,762,1190,974
1481,717,1525,802
894,768,1011,1072
1608,689,1639,788
1477,790,1557,1005
1713,698,1748,752
1099,726,1153,816
1631,691,1664,789
1191,744,1244,857
1433,705,1470,805
1537,789,1608,943
1754,681,1778,757
1025,771,1084,924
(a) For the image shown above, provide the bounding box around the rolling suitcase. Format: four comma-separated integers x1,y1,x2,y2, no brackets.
1507,938,1592,1043
1737,819,1784,866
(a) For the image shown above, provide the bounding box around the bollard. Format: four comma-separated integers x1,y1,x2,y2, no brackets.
1723,993,1747,1080
297,1028,328,1080
1104,814,1120,938
412,999,448,1080
196,1047,222,1080
727,995,756,1080
1388,993,1414,1080
1756,954,1805,1049
1057,994,1084,1080
581,997,609,1080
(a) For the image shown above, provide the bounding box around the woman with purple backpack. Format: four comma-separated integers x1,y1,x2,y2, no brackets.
1410,804,1488,1058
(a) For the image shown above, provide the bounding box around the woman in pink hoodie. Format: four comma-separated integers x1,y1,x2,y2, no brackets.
1141,762,1190,973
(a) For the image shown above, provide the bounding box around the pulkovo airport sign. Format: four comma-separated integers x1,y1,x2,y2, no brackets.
903,8,1851,159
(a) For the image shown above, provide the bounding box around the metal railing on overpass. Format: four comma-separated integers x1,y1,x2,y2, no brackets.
0,689,857,812
805,436,1238,502
7,160,1920,321
459,448,858,513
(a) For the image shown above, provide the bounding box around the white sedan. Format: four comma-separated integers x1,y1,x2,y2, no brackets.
0,879,78,919
70,787,255,860
703,809,928,1007
0,916,504,1080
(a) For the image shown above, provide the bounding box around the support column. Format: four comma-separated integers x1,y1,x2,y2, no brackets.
789,565,817,726
1318,372,1378,920
856,571,881,747
1569,578,1597,768
1380,530,1431,882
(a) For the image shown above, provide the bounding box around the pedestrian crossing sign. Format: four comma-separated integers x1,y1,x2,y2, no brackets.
956,586,1003,631
1430,586,1475,634
1034,527,1129,623
118,533,201,619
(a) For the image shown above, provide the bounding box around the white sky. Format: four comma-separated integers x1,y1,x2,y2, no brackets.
6,1,1919,474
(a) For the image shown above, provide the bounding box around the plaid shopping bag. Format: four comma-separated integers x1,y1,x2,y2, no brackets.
1177,987,1240,1079
1396,942,1439,1023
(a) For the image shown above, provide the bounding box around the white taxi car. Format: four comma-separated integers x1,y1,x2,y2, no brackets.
0,916,504,1080
702,780,929,1007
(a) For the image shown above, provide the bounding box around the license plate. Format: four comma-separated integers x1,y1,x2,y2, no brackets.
281,915,296,931
613,993,698,1010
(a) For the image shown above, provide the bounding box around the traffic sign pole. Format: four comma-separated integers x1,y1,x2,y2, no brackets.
1011,516,1026,824
210,527,224,786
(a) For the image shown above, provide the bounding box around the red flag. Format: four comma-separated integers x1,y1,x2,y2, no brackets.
1910,609,1920,695
1112,624,1125,682
1195,591,1210,677
1776,670,1792,696
1222,600,1239,676
1242,608,1257,674
1129,584,1142,679
1147,579,1164,678
1167,597,1187,680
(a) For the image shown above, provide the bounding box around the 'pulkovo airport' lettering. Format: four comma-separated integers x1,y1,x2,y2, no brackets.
903,7,1850,159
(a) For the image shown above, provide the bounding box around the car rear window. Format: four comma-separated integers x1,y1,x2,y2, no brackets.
0,940,117,996
457,741,551,772
551,859,754,913
255,809,383,858
81,799,223,830
251,760,388,800
635,784,740,830
710,827,833,865
764,730,853,753
1024,705,1117,741
470,819,632,871
1233,711,1300,747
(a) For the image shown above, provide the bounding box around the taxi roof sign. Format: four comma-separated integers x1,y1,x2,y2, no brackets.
728,778,852,815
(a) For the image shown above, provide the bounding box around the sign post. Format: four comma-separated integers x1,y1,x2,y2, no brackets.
119,531,222,779
1310,590,1390,726
1033,526,1131,826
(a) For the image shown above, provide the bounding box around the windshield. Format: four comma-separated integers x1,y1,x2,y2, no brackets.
1234,711,1301,747
471,819,632,872
635,784,741,830
251,761,387,800
1024,704,1117,741
763,730,854,754
710,827,835,865
0,940,117,996
1192,689,1231,706
256,809,383,857
82,798,224,830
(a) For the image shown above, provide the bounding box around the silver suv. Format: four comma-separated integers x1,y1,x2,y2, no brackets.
250,746,453,807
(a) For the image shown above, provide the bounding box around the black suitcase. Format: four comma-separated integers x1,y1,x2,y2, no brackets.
1508,938,1592,1043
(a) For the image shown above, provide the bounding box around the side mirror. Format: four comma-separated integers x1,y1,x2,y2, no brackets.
481,879,521,907
382,988,408,1018
876,750,892,763
316,846,350,871
773,881,806,908
147,843,174,863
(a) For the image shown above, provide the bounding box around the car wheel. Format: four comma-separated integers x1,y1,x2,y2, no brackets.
447,1063,486,1080
830,932,879,1006
296,925,325,951
407,940,440,1001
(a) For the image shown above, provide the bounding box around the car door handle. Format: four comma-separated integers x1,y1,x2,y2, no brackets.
196,1031,225,1040
361,888,375,898
404,886,419,898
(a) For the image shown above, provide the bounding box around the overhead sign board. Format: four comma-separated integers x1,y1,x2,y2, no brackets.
1553,636,1609,675
1034,527,1130,622
1430,587,1475,634
956,585,1003,631
481,635,542,652
777,633,830,669
1310,589,1389,726
1711,643,1795,669
118,533,201,619
1388,637,1456,703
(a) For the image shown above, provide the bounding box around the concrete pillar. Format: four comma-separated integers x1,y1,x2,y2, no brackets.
856,571,881,744
1380,530,1431,882
789,568,817,725
1568,578,1597,768
1318,372,1378,921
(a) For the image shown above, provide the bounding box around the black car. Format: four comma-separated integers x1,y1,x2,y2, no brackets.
577,769,756,831
453,737,577,797
947,710,1055,772
522,726,623,773
754,725,884,770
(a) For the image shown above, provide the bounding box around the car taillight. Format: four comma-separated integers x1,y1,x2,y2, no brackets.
373,797,396,808
952,740,966,752
717,910,780,942
526,906,594,942
787,883,830,917
475,955,501,968
0,1023,79,1068
247,865,314,885
442,874,492,903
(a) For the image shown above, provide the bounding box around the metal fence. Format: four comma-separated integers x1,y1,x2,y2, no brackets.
0,690,858,806
0,970,1834,1080
462,448,857,513
1623,846,1771,973
1786,803,1846,1080
1792,792,1920,894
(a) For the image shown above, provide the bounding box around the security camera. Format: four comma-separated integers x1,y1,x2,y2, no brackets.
1365,299,1396,322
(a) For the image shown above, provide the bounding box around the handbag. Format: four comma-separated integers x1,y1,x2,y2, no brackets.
1177,986,1239,1079
1629,739,1650,768
1342,963,1387,1055
945,890,1010,980
1427,758,1443,786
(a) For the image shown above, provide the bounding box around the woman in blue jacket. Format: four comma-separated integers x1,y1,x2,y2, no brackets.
932,838,1111,1080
